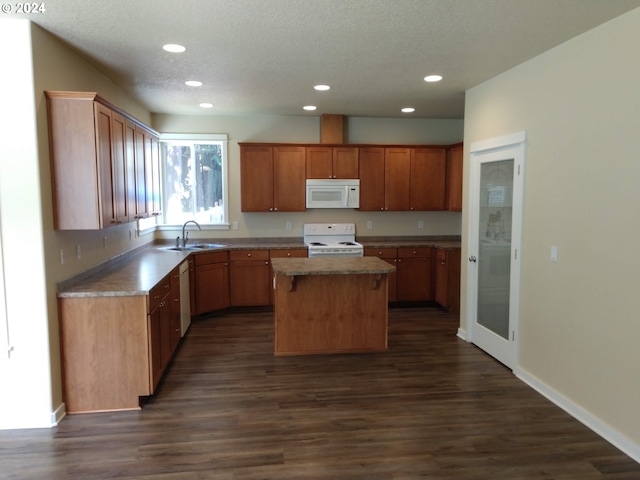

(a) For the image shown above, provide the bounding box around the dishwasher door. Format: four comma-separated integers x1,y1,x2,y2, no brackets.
179,260,191,336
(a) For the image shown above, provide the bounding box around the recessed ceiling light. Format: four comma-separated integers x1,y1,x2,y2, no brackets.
163,44,186,53
424,74,443,83
185,80,203,87
303,105,317,111
401,107,415,113
314,85,331,91
199,103,213,108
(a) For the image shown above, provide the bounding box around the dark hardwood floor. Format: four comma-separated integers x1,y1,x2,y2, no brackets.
1,307,638,479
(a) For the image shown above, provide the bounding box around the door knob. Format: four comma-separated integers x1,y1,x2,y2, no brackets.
469,256,477,262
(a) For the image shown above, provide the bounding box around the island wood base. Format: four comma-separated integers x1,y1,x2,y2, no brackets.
273,272,389,356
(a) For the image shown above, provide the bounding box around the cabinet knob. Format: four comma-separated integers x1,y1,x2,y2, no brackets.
247,253,252,257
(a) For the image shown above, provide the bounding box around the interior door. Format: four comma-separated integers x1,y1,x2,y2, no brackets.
467,132,525,369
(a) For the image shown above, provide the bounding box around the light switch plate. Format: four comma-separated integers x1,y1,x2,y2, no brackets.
550,245,558,262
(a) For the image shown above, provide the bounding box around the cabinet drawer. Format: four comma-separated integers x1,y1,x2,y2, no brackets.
195,250,229,266
270,248,307,258
364,247,397,259
149,276,171,311
169,266,180,289
230,249,270,261
398,247,433,258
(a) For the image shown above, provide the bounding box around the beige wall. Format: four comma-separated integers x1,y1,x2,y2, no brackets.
462,8,640,455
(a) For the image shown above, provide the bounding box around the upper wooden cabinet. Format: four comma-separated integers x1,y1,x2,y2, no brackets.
45,91,160,230
240,142,460,213
410,147,446,211
306,146,359,179
239,144,306,212
358,147,386,211
446,143,463,212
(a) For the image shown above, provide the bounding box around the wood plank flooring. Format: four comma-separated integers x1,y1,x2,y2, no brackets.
1,307,638,479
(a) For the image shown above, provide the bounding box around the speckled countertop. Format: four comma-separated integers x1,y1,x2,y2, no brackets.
57,236,460,298
271,256,395,276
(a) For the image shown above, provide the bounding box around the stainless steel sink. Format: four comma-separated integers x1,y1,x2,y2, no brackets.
164,243,226,252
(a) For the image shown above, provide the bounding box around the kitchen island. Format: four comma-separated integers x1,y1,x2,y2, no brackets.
270,257,396,356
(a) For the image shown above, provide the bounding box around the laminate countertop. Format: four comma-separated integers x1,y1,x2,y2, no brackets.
271,256,395,276
57,237,460,298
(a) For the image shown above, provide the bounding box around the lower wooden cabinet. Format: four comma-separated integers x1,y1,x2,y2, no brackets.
230,250,272,306
59,267,182,413
194,251,230,314
396,247,434,302
435,248,461,313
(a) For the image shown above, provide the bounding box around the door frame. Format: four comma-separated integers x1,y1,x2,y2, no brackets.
465,131,526,370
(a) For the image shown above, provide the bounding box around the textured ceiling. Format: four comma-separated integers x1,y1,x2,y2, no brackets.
6,0,640,118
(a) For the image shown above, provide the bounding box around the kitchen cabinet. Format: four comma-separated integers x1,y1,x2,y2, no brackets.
396,247,434,302
306,146,359,179
194,250,230,314
360,147,446,211
446,143,463,212
385,147,412,211
239,144,306,212
410,147,447,211
45,91,160,229
230,249,272,306
59,268,181,413
358,147,386,211
364,247,398,302
435,247,461,313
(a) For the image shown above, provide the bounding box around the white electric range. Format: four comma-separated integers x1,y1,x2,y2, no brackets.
303,223,364,258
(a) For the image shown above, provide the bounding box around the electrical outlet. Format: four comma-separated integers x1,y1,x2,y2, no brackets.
232,221,238,230
286,221,292,230
60,249,65,265
103,236,108,249
367,221,372,229
76,244,82,259
418,220,424,229
550,245,558,262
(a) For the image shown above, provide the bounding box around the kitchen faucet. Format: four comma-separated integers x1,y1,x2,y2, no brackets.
181,220,201,247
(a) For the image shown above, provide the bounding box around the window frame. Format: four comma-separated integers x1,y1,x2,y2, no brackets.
157,133,229,231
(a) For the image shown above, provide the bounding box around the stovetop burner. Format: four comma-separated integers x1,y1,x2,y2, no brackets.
309,242,327,246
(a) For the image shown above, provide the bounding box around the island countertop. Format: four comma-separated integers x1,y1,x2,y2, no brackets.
270,256,395,276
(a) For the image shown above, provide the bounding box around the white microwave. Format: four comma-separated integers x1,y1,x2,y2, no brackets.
306,179,360,209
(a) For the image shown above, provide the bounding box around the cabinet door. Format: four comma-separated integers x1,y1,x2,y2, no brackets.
147,134,162,216
306,146,333,179
124,120,138,220
435,249,448,307
240,145,274,211
332,147,359,178
410,147,446,211
111,111,129,223
133,125,149,219
195,262,230,314
358,147,386,211
94,103,117,227
385,147,411,211
396,248,433,301
148,303,164,392
169,271,182,354
446,143,463,212
273,146,306,211
230,250,271,306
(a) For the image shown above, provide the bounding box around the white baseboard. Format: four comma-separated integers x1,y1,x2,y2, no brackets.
51,402,66,426
515,367,640,464
456,328,467,341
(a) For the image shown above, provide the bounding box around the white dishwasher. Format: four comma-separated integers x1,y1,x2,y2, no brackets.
179,260,191,336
